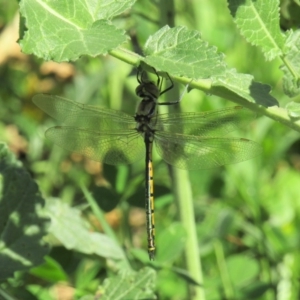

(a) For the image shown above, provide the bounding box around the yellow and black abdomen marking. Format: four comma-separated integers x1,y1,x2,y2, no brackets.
145,134,156,260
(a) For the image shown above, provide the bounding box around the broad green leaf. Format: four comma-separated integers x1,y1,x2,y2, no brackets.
99,268,156,300
156,222,186,262
30,256,68,282
75,260,102,290
240,282,272,298
171,267,202,286
0,143,49,281
130,248,149,262
92,0,137,19
144,25,227,78
212,69,278,107
228,0,285,60
143,26,278,107
19,0,134,61
227,254,259,287
281,30,300,97
47,200,124,259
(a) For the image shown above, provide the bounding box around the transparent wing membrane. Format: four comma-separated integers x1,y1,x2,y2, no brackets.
45,127,144,165
155,106,256,137
34,94,260,168
33,94,135,130
155,132,261,170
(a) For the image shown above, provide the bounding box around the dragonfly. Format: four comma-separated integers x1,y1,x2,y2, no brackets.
33,69,261,260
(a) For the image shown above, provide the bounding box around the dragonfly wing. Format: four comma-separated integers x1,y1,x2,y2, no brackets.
155,106,257,137
45,126,144,165
154,132,262,170
33,94,135,130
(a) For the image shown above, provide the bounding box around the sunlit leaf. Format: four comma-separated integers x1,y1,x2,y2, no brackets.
99,268,156,300
281,31,300,97
144,25,227,78
143,25,278,107
0,143,49,281
19,0,135,61
228,0,285,60
30,256,68,282
227,254,259,286
156,222,186,262
212,69,278,107
47,200,124,259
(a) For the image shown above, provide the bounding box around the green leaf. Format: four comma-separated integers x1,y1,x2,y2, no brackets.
156,222,186,262
75,260,102,290
170,267,202,286
226,254,259,287
30,256,68,282
286,101,300,117
241,282,273,299
144,25,227,78
130,248,149,262
99,268,156,300
92,0,137,19
143,25,278,107
281,30,300,97
0,143,49,281
19,0,133,61
47,200,124,259
228,0,285,60
212,69,278,107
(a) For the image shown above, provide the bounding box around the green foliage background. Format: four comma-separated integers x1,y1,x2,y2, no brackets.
1,0,300,299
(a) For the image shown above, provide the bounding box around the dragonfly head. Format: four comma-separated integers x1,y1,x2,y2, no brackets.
136,80,160,100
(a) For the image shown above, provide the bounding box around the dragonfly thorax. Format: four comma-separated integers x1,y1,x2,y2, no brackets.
135,98,158,136
136,98,158,118
136,81,160,100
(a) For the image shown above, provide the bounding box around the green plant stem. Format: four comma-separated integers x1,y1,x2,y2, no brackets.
209,89,300,133
171,168,206,300
214,240,235,299
109,47,142,66
158,2,204,299
81,184,116,238
80,184,131,269
158,37,205,300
